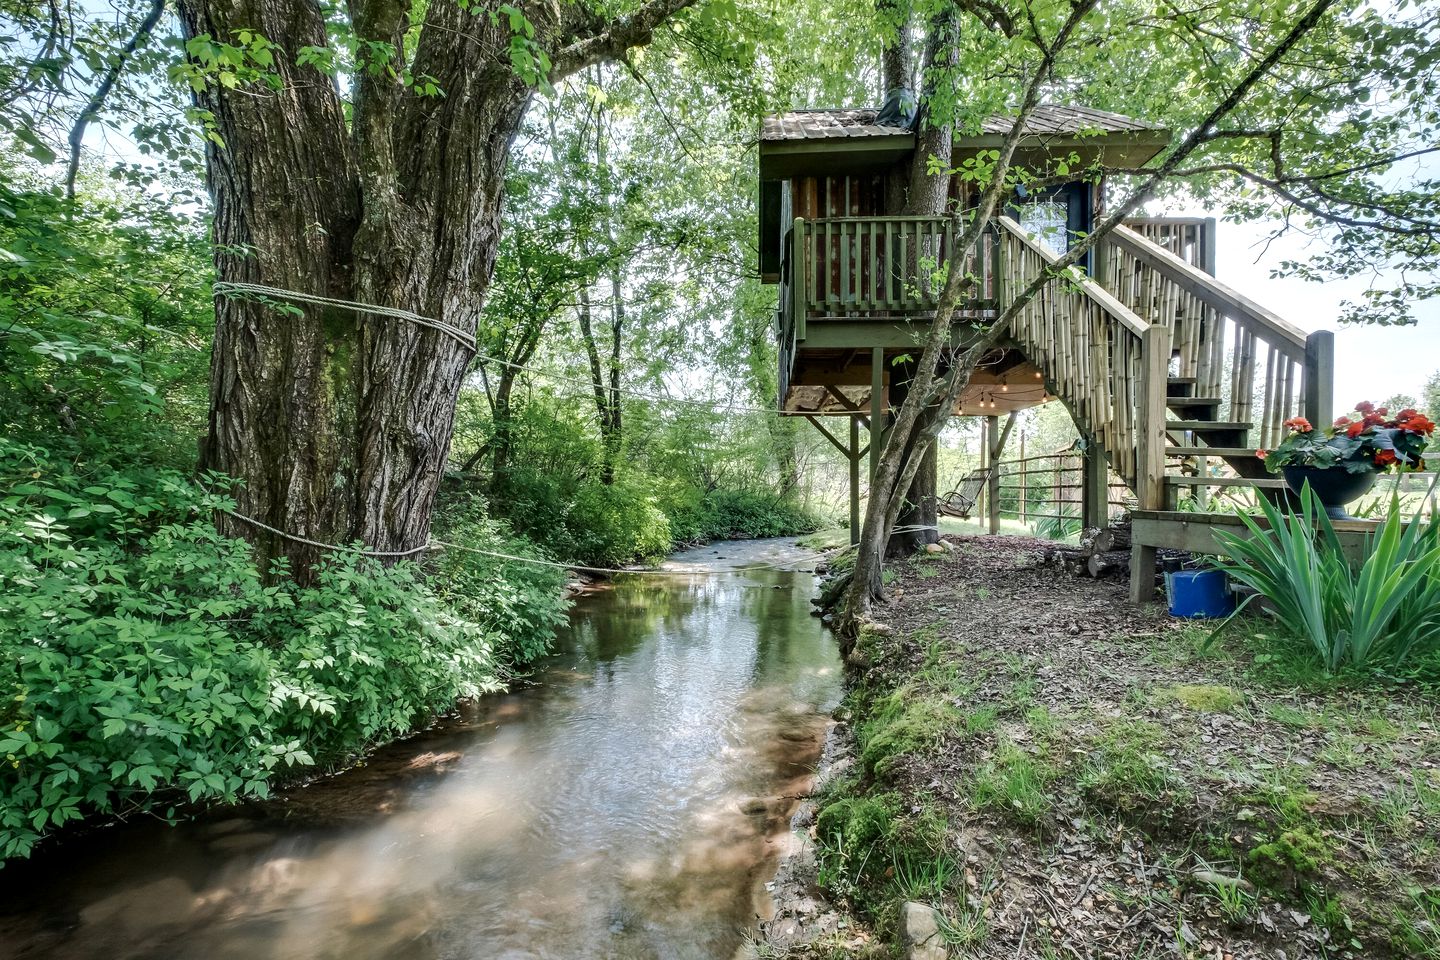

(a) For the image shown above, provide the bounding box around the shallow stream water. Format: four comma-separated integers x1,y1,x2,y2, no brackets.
0,538,839,960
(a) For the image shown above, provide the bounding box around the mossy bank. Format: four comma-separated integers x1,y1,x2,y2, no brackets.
755,535,1440,959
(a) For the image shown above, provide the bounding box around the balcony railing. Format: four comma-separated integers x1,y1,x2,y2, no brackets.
789,215,998,322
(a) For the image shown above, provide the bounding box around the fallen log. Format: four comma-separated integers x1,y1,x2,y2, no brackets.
1086,550,1130,579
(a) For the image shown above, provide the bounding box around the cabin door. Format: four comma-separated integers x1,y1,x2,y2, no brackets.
1008,182,1093,272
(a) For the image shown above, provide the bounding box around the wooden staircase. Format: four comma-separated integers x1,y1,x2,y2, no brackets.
998,217,1332,511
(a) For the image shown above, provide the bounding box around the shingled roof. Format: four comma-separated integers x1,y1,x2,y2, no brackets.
761,104,1161,142
760,108,905,141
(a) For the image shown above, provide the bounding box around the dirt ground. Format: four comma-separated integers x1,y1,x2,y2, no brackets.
759,535,1440,959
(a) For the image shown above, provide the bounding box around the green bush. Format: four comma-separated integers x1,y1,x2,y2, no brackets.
429,489,570,666
663,487,823,544
0,442,566,862
1213,485,1440,673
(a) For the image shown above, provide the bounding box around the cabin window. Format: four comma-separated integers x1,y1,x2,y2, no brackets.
1019,200,1070,256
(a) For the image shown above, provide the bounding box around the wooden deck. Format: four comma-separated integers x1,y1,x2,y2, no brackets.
1128,509,1386,602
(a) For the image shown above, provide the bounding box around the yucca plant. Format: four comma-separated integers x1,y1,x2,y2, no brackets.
1213,483,1440,672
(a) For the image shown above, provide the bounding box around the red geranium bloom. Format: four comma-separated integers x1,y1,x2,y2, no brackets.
1346,420,1366,438
1255,449,1268,459
1375,449,1399,467
1333,416,1352,429
1404,414,1436,435
1397,408,1419,420
1283,416,1312,432
1356,401,1376,415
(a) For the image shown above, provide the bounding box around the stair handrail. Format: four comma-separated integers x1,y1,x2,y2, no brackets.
1108,224,1308,356
996,218,1148,335
997,217,1170,509
1105,224,1334,429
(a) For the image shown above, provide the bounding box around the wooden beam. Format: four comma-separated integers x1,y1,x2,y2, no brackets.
791,218,806,342
1303,329,1334,429
795,322,985,350
803,415,850,457
870,347,884,480
1136,325,1170,511
792,358,885,387
1081,433,1109,529
985,414,1017,535
849,415,861,545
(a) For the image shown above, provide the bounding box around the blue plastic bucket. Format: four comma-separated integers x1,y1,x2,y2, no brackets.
1166,569,1234,619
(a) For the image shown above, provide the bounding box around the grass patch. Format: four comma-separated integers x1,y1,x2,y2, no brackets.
971,740,1061,828
1079,718,1186,813
1167,683,1244,712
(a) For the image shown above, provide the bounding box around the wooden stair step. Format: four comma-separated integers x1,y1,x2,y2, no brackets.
1166,446,1259,458
1166,377,1198,398
1166,396,1223,409
1167,420,1252,433
1164,476,1287,489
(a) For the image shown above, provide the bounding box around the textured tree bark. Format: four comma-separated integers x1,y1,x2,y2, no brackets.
178,0,693,580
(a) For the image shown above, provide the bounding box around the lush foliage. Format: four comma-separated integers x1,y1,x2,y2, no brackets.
1213,485,1440,673
0,441,554,860
0,178,575,861
1262,404,1435,474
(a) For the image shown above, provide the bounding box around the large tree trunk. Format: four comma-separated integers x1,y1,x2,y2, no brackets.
884,12,954,555
179,0,691,580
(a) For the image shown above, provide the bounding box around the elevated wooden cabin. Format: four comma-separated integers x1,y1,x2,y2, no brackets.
758,103,1336,599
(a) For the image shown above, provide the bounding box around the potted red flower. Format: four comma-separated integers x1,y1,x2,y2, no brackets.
1258,403,1434,518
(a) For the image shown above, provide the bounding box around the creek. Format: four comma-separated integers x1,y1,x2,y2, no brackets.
0,538,840,960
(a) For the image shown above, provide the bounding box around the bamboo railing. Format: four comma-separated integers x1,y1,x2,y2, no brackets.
1099,224,1333,447
997,218,1169,507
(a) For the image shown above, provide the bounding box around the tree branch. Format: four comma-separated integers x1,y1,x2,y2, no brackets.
550,0,700,82
65,0,166,199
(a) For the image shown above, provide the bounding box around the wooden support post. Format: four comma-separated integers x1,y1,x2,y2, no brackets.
1129,539,1159,603
791,218,807,342
1136,325,1169,511
849,415,861,545
1081,433,1109,529
1201,217,1218,277
1303,329,1334,429
870,347,884,481
985,412,1016,535
1018,431,1027,524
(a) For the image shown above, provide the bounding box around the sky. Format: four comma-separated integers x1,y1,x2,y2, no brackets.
1199,219,1439,407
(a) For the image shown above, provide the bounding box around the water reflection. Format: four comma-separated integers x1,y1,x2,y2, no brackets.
0,539,839,960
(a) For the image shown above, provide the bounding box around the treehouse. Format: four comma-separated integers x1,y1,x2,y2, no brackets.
758,103,1337,600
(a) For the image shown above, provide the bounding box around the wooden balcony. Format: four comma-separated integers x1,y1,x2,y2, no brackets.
777,216,1000,397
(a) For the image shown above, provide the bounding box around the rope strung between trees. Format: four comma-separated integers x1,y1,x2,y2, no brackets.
212,281,793,417
218,507,935,577
212,281,478,354
221,506,943,578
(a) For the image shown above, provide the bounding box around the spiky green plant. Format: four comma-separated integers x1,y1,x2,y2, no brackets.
1212,483,1440,672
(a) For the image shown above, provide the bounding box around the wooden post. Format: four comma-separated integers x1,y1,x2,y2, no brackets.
1136,325,1170,511
870,347,884,481
985,415,999,534
1081,433,1109,529
1129,535,1159,604
849,414,861,545
1303,329,1334,429
1201,217,1218,277
1018,431,1027,524
791,218,807,342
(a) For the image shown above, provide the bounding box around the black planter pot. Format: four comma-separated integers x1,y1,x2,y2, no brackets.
1281,466,1378,520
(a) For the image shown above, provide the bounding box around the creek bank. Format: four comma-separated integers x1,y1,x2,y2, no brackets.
760,534,1440,959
